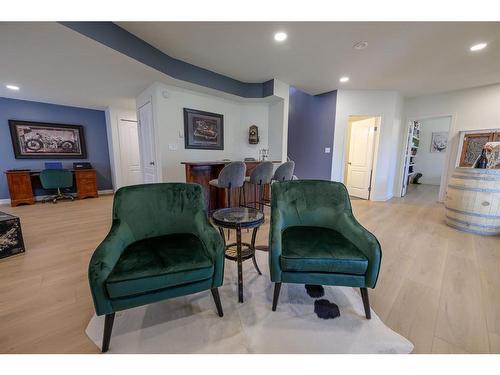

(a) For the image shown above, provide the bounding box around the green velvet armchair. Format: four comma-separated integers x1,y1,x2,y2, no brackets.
88,183,225,352
269,180,382,318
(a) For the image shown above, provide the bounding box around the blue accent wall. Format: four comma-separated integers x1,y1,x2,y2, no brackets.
0,97,113,199
61,22,274,99
287,87,337,180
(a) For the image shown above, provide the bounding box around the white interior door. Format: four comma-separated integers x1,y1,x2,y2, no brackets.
118,119,142,186
138,101,158,183
346,118,376,199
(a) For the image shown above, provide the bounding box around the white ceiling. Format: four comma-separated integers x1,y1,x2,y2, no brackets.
0,22,167,110
118,22,500,97
1,22,499,112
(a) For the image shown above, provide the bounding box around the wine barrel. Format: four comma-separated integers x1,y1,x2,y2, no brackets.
445,167,500,236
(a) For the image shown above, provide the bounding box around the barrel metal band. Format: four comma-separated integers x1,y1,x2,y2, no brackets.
454,168,500,175
452,174,500,181
445,206,500,219
446,221,500,236
446,215,500,230
448,184,500,193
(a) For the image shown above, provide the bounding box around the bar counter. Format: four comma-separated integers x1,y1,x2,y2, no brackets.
182,160,281,211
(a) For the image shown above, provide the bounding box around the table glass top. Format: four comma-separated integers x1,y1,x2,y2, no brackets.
212,207,264,225
0,211,16,221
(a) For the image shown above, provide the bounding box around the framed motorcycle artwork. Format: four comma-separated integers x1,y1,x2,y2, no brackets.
183,108,224,150
8,120,87,159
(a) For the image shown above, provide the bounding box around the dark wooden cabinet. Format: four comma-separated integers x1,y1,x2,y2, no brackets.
459,132,500,167
4,169,98,207
74,169,98,199
183,161,277,212
5,171,35,207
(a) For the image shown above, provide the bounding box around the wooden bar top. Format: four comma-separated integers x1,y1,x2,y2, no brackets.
181,160,281,166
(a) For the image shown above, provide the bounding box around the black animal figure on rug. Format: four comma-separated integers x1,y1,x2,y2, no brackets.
305,285,341,320
305,284,325,298
314,299,341,320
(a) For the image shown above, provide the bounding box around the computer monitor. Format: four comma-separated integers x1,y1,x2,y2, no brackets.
44,162,63,169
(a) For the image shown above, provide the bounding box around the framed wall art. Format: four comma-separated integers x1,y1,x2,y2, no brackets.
430,131,448,153
9,120,87,159
183,108,224,150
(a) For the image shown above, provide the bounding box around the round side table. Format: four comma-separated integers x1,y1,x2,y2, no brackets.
212,207,264,302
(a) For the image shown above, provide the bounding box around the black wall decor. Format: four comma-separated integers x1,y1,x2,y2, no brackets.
9,120,87,159
183,108,224,150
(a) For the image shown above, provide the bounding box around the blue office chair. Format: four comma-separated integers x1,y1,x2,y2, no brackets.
40,169,74,203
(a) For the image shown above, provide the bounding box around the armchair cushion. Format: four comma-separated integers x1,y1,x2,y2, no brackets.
106,233,214,299
280,226,368,275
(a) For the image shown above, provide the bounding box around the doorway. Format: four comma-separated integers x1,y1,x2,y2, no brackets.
400,116,452,200
345,116,380,200
137,101,159,183
118,119,142,186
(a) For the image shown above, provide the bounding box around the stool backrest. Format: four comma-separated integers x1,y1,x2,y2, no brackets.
249,161,274,185
273,161,295,182
218,161,246,188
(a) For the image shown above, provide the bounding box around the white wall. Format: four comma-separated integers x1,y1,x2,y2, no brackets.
137,83,281,183
105,106,137,190
333,90,404,201
404,83,500,198
413,117,451,185
269,79,290,162
268,100,285,162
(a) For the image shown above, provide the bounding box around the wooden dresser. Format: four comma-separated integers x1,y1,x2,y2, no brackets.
5,171,35,207
5,169,99,207
74,169,98,199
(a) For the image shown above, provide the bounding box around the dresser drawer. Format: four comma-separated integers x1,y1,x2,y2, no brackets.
74,169,98,199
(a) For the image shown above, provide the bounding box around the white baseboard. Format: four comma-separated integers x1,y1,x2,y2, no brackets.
0,189,114,206
98,189,114,195
370,194,393,202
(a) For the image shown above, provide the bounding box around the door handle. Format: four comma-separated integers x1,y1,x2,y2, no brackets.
149,161,155,166
348,162,352,165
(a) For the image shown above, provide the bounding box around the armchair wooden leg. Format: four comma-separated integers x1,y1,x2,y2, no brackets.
102,312,115,353
211,288,224,317
360,288,371,319
272,282,282,311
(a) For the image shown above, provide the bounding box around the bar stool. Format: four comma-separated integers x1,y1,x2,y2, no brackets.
209,161,246,208
258,161,296,210
243,161,274,211
272,160,295,182
209,162,246,239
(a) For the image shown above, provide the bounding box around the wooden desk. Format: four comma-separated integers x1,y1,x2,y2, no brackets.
182,160,281,212
5,169,98,207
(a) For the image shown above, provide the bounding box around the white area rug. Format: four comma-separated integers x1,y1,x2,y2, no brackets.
86,251,413,353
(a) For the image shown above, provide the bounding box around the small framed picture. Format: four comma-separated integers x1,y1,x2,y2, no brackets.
430,131,448,153
9,120,87,159
183,108,224,150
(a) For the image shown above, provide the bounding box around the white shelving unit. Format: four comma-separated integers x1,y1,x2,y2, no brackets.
401,121,421,196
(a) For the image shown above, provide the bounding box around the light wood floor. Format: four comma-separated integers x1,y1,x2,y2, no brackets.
0,184,499,353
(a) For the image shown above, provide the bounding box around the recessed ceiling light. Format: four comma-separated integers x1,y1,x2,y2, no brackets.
353,41,369,50
6,84,20,91
470,42,487,52
339,76,350,83
274,32,287,42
